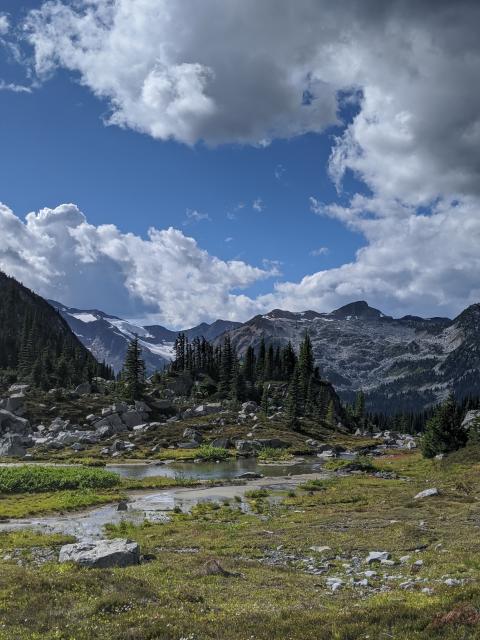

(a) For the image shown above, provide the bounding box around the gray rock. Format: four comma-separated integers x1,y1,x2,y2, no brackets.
48,417,70,433
75,383,92,396
414,488,439,500
461,409,480,430
365,551,390,564
237,471,263,479
194,403,222,416
58,538,140,568
0,410,30,435
5,393,26,414
134,400,151,413
211,437,231,449
183,428,203,443
121,410,144,428
241,401,258,413
0,433,26,457
8,384,30,394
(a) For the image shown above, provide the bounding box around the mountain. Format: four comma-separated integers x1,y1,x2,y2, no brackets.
0,272,110,387
220,300,480,414
49,301,241,374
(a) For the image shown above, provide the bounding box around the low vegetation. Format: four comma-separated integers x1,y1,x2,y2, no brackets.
1,449,480,638
0,465,121,493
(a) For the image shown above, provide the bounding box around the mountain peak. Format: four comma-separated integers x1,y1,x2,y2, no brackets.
330,300,385,320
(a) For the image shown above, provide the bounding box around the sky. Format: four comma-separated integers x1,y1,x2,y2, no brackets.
1,0,480,328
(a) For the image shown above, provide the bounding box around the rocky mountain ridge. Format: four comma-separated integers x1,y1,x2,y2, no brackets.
49,300,241,374
223,300,480,413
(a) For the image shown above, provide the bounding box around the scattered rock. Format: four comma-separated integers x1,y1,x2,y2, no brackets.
365,551,390,564
198,559,242,577
237,472,263,479
59,538,140,568
414,488,439,500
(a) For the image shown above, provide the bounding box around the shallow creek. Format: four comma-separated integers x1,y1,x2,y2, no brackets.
0,458,331,539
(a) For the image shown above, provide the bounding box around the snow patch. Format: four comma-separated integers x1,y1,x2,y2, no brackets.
70,312,98,323
108,319,153,339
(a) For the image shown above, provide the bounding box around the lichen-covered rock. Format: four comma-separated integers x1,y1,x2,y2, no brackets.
59,538,140,568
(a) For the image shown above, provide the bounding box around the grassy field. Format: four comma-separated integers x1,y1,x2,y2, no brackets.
0,449,479,638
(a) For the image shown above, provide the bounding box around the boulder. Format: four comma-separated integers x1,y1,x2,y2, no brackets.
49,417,70,433
0,410,30,435
183,428,203,443
256,438,289,449
461,410,480,430
237,471,263,479
194,403,222,416
134,400,151,413
75,383,92,396
365,551,390,564
8,384,30,395
211,437,232,449
235,439,262,453
121,410,144,429
94,413,125,434
414,488,439,500
58,538,140,568
5,393,26,414
0,433,27,457
241,401,258,413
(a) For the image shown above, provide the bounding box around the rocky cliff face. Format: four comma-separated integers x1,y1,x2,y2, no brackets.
50,301,240,374
222,301,480,413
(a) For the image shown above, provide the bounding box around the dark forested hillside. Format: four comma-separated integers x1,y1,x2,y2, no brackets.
0,271,112,388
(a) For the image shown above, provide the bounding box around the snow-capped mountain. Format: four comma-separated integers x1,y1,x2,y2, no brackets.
221,300,480,413
49,301,240,374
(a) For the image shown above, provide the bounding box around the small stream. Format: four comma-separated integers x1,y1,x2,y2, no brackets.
107,456,327,480
0,457,333,539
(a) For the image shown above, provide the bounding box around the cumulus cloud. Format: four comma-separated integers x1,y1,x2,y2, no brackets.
7,0,480,319
0,14,9,36
0,202,274,327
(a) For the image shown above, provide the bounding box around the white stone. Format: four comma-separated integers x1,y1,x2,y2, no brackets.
414,488,439,500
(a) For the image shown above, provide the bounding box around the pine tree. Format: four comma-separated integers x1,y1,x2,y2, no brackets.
122,336,146,401
256,338,266,381
298,332,314,406
355,390,366,429
326,400,336,430
261,382,269,417
421,394,467,458
286,365,302,430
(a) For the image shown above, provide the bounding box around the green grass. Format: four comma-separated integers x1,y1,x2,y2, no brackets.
257,446,292,461
2,450,480,638
0,465,121,493
195,444,231,461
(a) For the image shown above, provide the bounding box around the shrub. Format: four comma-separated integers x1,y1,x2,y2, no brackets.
196,445,230,461
0,465,121,494
257,447,291,461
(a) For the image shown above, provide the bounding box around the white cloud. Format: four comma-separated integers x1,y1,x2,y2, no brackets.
0,80,32,93
0,201,275,327
183,208,211,226
0,14,9,36
252,198,265,212
310,247,329,257
224,236,233,243
6,1,480,320
274,164,286,180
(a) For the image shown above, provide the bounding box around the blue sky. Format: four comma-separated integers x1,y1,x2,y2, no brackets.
1,1,479,327
0,39,363,299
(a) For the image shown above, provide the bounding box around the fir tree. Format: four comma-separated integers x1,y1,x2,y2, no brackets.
421,394,467,458
122,336,146,401
261,382,269,417
326,400,336,430
355,390,366,429
286,365,302,430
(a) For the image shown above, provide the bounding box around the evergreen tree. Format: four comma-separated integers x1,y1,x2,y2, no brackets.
281,341,297,380
421,394,467,458
261,382,269,417
242,345,256,389
286,365,302,430
326,400,336,430
355,390,366,429
122,336,146,401
298,332,314,405
256,338,266,381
